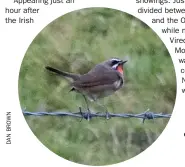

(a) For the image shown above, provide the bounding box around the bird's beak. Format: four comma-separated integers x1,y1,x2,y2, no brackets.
119,60,127,65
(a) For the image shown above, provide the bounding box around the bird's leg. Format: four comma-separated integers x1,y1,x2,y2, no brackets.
82,94,91,121
96,101,110,120
79,107,83,122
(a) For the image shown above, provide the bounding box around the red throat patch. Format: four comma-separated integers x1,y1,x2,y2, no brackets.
116,65,123,74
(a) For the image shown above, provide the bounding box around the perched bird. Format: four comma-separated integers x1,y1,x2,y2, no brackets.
45,58,127,118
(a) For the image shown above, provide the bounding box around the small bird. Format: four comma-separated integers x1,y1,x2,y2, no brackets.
45,58,127,118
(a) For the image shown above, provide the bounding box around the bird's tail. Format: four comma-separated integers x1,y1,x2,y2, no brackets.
45,66,80,81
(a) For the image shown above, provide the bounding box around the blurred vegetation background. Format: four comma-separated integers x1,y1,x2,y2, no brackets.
19,8,176,166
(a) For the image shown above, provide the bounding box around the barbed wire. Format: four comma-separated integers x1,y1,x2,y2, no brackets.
22,108,171,123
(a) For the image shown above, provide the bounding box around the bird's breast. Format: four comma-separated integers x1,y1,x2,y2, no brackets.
113,78,123,89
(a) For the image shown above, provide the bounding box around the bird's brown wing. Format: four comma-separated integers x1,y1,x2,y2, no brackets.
72,65,121,88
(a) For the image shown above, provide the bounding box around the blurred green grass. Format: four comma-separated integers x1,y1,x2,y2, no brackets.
19,8,176,166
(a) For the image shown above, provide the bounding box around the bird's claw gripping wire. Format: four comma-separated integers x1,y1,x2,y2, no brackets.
78,106,92,121
105,111,111,120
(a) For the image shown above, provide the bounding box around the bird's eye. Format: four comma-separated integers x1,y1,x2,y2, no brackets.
111,60,119,66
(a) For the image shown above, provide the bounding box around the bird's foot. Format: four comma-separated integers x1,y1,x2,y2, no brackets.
95,111,111,120
86,109,92,121
105,111,111,120
78,107,92,121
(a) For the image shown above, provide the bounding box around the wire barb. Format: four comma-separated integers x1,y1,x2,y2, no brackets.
22,108,171,122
